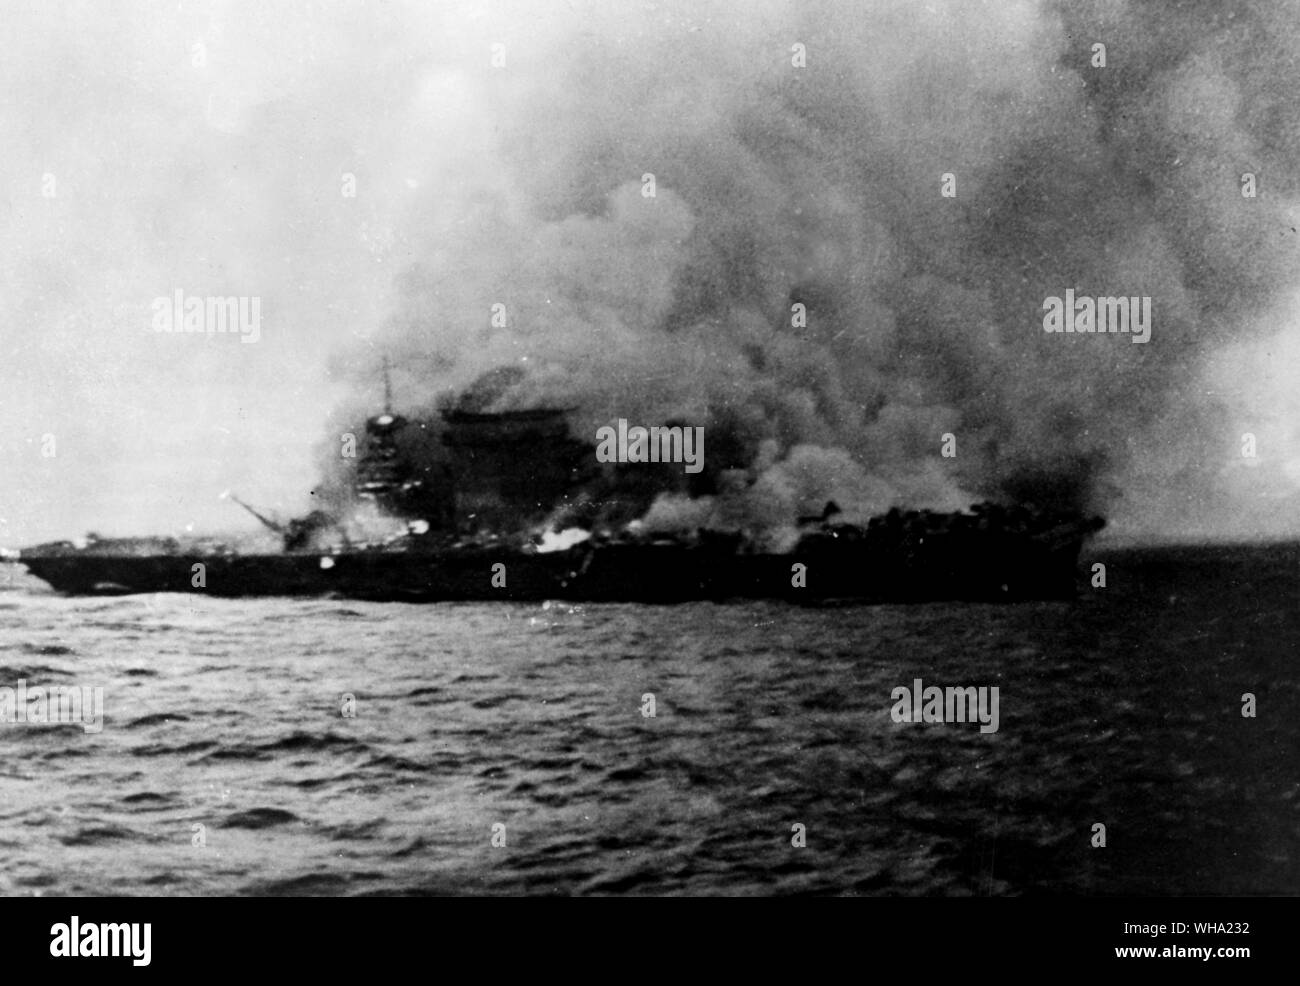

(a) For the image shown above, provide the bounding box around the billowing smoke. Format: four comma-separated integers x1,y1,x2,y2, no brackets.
330,0,1300,540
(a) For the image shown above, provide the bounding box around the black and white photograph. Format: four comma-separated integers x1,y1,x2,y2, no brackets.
0,0,1295,956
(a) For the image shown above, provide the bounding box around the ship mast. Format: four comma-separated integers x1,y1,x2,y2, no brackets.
356,357,408,501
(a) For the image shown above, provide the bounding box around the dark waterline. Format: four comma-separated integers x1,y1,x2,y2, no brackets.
0,543,1295,895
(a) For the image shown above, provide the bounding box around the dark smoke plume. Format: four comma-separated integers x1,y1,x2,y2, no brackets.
328,0,1300,541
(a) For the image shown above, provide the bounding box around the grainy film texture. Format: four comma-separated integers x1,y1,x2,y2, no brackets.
0,0,1297,898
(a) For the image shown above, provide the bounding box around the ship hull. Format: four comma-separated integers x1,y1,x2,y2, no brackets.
18,537,1088,603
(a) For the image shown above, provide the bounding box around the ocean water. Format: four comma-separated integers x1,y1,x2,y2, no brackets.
0,544,1296,896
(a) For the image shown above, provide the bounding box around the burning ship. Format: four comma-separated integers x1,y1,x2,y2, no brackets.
13,366,1104,604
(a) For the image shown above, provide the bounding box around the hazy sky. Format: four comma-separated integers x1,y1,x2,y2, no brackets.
1,0,442,543
2,0,1299,547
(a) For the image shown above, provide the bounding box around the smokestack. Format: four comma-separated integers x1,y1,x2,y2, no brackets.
322,0,1300,541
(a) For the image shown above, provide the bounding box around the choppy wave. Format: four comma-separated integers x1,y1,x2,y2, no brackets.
0,545,1296,895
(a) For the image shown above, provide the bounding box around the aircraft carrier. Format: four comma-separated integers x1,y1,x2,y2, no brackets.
13,369,1104,604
